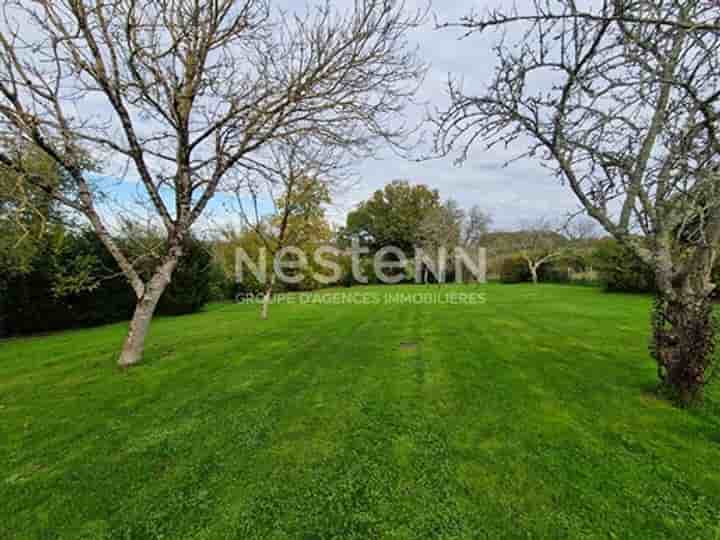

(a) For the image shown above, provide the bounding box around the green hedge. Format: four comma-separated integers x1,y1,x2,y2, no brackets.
500,257,531,283
592,239,655,293
2,230,217,336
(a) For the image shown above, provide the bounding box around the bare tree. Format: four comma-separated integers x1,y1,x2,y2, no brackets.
416,198,464,282
563,217,602,244
514,218,566,285
436,0,720,403
463,204,492,247
0,0,425,367
232,139,342,319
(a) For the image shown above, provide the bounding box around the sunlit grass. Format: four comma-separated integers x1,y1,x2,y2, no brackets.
1,284,719,539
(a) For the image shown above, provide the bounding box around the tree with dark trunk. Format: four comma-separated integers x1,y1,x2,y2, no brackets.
0,0,425,367
435,0,720,404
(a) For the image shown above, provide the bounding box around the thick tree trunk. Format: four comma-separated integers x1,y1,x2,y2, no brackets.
118,256,179,368
651,263,716,405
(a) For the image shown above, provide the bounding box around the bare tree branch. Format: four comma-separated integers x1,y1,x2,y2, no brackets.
435,0,720,402
0,0,425,366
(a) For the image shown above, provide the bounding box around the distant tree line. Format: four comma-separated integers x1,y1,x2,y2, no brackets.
339,179,491,284
5,166,716,338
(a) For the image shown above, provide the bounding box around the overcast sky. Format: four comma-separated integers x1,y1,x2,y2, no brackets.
321,0,581,230
9,0,583,232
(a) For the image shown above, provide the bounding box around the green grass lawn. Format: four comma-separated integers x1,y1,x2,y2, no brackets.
2,283,720,539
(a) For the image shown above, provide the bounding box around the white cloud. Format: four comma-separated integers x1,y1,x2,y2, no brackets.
323,0,582,229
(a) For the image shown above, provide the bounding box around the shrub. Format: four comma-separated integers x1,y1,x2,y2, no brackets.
2,230,215,336
592,239,655,293
538,262,570,283
2,229,126,335
157,239,213,315
500,256,531,283
207,262,235,302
